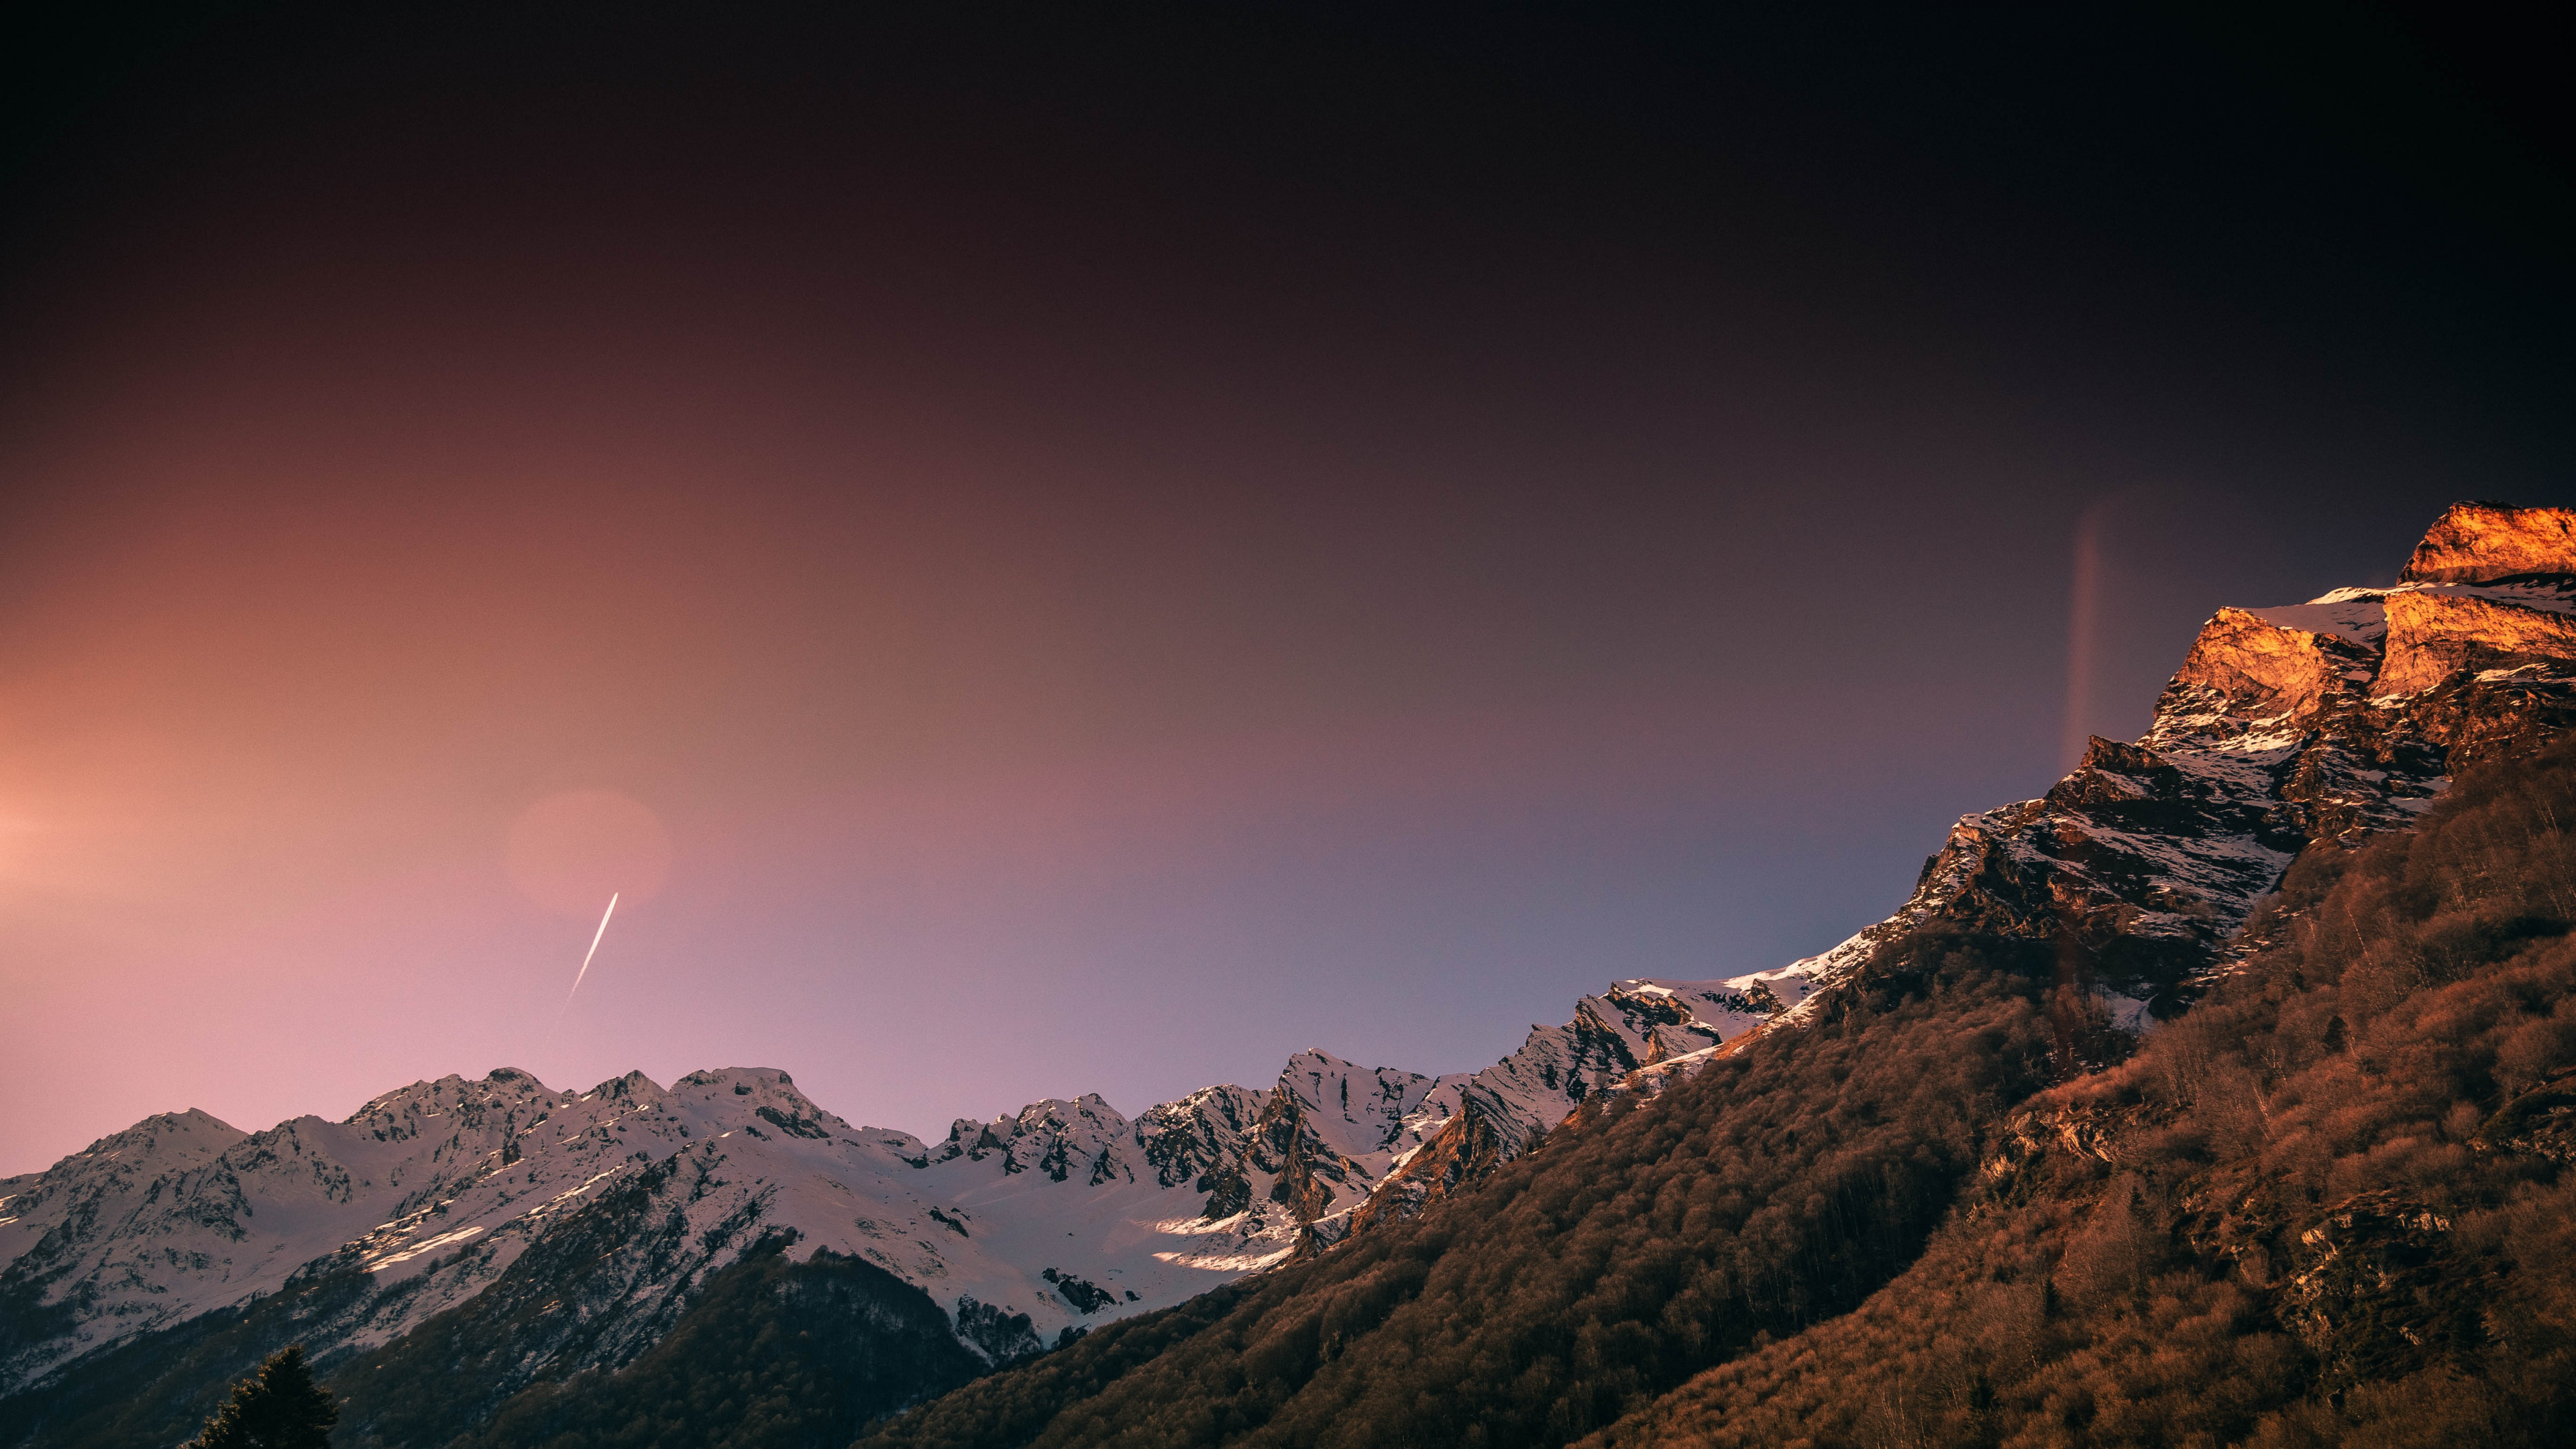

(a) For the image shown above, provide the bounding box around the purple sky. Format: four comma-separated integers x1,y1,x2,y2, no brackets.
3,7,2568,1173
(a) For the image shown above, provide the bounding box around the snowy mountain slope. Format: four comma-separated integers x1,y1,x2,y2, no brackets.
0,974,1794,1397
0,1065,1303,1391
1,1068,899,1386
1305,972,1813,1240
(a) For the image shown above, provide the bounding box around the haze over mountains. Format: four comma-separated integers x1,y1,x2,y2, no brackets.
9,502,2576,1448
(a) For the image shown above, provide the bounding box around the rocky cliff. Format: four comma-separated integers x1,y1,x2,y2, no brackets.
2400,500,2576,584
1752,500,2576,1026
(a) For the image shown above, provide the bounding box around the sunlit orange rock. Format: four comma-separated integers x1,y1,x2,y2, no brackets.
2376,590,2576,696
2167,607,2367,719
2400,501,2576,584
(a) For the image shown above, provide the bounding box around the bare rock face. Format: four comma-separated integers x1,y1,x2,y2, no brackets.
1132,1085,1265,1197
2400,501,2576,584
1980,1109,2487,1399
1250,1087,1363,1225
2276,1189,2479,1392
2376,589,2576,696
2472,1068,2576,1165
2169,606,2374,719
1335,1084,1534,1244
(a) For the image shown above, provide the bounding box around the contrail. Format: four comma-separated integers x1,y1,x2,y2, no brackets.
559,892,619,1018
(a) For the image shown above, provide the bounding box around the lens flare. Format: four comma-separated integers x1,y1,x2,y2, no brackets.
505,792,670,918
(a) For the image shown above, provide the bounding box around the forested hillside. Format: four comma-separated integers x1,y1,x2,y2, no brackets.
1583,740,2576,1449
857,741,2576,1449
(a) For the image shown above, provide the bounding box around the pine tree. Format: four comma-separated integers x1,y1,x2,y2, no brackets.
186,1344,339,1449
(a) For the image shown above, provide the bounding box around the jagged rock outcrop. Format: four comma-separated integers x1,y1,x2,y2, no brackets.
1764,502,2576,1020
2168,606,2377,719
1981,1104,2496,1403
2400,500,2576,584
925,1094,1135,1185
1338,1084,1537,1242
1132,1084,1265,1217
2376,589,2576,696
1978,1103,2172,1187
2473,1066,2576,1165
2273,1189,2484,1391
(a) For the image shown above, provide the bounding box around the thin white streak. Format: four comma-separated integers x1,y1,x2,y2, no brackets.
559,892,619,1018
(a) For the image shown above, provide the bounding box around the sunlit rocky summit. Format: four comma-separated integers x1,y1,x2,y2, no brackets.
1776,500,2576,1020
8,502,2576,1440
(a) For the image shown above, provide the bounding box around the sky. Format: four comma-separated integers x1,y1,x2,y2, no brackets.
3,5,2569,1175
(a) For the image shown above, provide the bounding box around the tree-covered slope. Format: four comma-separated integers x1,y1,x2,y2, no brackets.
1580,739,2576,1449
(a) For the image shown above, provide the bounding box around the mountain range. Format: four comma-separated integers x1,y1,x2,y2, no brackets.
9,500,2576,1448
0,973,1776,1399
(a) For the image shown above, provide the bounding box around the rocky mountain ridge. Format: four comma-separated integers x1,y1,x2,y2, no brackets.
1762,500,2576,1022
0,970,1785,1400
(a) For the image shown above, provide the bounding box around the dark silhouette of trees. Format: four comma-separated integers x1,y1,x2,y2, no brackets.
184,1344,336,1449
